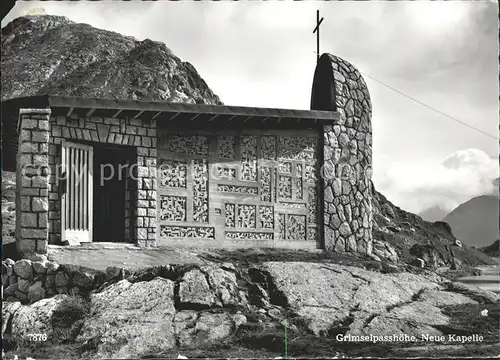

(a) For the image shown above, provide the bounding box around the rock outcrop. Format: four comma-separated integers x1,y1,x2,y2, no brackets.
2,295,70,338
3,261,499,358
78,278,177,359
3,263,249,358
371,187,497,268
255,261,498,339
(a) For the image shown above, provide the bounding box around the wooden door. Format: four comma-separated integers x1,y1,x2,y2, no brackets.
92,147,126,242
61,141,93,243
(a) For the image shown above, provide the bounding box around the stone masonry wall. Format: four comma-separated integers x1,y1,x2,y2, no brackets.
312,53,373,253
15,109,51,260
2,258,115,304
46,114,158,246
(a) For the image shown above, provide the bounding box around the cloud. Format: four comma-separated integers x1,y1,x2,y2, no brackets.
373,149,499,214
442,148,496,170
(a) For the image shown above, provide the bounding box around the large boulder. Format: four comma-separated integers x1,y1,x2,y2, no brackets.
78,277,176,359
32,260,49,274
9,295,70,338
72,270,95,288
174,311,246,348
409,244,443,268
13,259,33,280
27,281,45,303
205,266,245,307
178,269,219,308
372,239,399,263
2,301,22,338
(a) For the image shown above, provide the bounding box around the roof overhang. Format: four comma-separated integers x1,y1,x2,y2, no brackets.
2,95,339,126
1,95,339,171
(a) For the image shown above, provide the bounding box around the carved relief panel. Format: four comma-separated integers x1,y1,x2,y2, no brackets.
157,129,319,243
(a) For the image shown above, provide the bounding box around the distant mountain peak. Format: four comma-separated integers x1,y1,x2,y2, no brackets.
479,239,500,258
443,194,499,248
418,205,449,222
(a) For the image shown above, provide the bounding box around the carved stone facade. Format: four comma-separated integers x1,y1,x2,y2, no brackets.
311,53,373,254
157,130,320,245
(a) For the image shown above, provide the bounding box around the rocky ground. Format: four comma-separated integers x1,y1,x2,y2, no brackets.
2,258,499,359
3,169,498,358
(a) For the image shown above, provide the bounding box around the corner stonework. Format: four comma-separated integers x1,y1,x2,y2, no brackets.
311,53,373,254
136,154,158,247
15,108,51,260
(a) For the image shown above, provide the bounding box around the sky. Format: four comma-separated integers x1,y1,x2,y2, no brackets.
2,1,499,217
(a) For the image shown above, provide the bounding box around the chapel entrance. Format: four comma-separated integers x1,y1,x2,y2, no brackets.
92,144,132,242
60,141,134,244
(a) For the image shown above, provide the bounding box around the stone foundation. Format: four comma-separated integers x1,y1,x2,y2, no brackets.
1,258,103,304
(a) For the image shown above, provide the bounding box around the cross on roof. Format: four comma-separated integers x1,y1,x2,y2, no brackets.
313,10,324,63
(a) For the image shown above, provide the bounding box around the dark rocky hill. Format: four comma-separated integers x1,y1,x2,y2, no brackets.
479,240,500,258
1,15,222,104
418,205,448,222
443,195,499,248
419,177,499,248
372,189,497,268
1,15,497,269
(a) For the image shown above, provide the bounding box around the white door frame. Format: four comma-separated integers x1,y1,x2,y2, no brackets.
61,141,93,243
